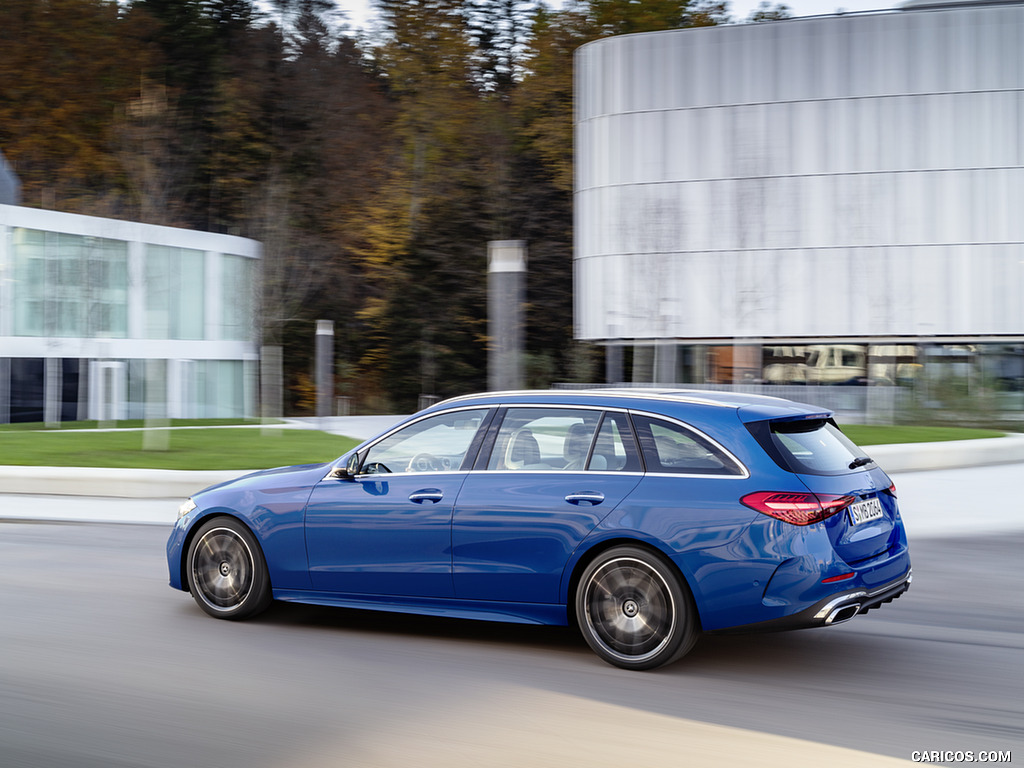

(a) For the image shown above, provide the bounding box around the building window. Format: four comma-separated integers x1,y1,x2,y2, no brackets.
145,245,205,340
12,229,128,338
221,254,255,341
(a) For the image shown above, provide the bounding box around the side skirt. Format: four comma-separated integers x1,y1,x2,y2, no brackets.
272,588,569,627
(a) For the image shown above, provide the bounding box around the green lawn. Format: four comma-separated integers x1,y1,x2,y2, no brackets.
0,422,1005,470
0,418,272,432
842,424,1003,445
0,427,360,470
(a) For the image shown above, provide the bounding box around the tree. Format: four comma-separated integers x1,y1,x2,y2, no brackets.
0,0,154,212
747,1,792,22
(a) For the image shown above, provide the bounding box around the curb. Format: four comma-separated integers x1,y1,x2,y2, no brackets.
863,434,1024,473
1,434,1023,499
0,465,247,499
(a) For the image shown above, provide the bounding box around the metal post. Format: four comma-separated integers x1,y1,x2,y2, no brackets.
261,345,283,435
315,320,334,421
488,241,527,391
44,358,62,427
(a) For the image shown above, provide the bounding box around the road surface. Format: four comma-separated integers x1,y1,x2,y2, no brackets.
0,465,1021,767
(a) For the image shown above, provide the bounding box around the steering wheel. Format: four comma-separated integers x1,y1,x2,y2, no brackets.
407,453,442,472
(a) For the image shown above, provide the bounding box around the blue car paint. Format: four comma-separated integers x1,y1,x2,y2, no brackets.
451,471,642,603
167,389,912,635
170,463,327,591
305,471,469,598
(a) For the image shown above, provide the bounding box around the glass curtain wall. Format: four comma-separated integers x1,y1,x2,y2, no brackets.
12,229,128,338
145,245,205,340
221,254,256,341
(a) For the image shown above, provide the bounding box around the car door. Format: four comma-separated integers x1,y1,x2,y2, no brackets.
451,407,643,604
304,407,491,598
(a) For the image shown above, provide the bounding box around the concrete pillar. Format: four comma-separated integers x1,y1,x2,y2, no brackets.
315,320,334,420
654,343,678,385
488,240,527,391
632,345,654,384
605,343,624,385
44,358,62,427
261,345,283,427
0,359,8,423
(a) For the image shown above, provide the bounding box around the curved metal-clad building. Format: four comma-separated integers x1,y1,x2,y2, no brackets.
574,2,1024,345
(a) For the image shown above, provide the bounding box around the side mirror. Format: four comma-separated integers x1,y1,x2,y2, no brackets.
347,452,362,476
328,452,362,481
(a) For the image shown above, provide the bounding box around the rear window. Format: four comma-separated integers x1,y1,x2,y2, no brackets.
751,418,873,476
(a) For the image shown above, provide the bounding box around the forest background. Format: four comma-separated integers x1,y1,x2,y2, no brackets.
0,0,789,414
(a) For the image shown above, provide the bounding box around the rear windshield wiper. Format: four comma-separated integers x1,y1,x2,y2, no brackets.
848,456,874,469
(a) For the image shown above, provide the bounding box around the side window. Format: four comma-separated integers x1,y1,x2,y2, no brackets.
486,408,601,471
360,409,488,474
592,411,643,472
632,414,744,476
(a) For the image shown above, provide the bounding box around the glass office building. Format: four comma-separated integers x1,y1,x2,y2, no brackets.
0,204,260,423
574,0,1024,393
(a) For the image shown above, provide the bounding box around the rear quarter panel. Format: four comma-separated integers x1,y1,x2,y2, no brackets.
562,408,818,630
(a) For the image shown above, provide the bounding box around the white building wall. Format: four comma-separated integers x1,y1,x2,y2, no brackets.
0,204,260,421
574,5,1024,342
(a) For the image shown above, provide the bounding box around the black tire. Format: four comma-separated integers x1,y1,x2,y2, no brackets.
186,517,272,620
575,545,699,670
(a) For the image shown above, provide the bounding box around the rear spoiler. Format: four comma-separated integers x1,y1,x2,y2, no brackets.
736,403,834,424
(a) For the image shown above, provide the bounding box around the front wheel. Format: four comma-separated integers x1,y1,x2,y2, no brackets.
186,517,272,620
575,546,699,670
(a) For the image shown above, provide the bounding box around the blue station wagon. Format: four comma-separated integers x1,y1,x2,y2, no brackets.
167,389,912,669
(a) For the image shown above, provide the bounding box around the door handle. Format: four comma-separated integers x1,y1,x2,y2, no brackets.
565,491,605,506
409,489,444,504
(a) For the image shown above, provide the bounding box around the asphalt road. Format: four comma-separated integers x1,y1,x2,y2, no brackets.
1,500,1022,765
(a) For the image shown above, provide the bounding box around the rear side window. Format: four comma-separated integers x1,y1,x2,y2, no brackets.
485,408,601,471
755,418,873,476
631,414,745,476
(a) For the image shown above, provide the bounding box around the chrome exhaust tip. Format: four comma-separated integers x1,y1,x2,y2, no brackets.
825,603,861,625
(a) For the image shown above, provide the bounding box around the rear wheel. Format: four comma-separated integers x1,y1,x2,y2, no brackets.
575,546,698,670
186,517,271,620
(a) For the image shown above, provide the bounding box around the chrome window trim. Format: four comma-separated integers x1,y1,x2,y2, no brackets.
627,408,750,480
474,469,647,477
497,402,621,413
337,401,750,480
355,470,472,480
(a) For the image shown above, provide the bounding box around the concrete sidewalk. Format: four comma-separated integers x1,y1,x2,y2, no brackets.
2,432,1023,501
3,461,1022,538
1,435,1023,534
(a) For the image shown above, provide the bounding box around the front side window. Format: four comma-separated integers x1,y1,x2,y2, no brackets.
360,409,488,474
632,414,745,476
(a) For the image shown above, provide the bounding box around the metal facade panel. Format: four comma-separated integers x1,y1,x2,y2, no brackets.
575,6,1024,341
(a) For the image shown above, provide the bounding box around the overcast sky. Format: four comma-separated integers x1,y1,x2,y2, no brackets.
331,0,901,32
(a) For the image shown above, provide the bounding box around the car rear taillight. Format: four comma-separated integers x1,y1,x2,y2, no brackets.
741,491,855,526
884,483,897,498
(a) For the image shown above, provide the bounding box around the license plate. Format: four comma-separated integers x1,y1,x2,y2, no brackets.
849,497,884,525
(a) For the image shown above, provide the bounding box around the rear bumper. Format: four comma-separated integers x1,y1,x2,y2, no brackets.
709,568,912,634
809,569,912,626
